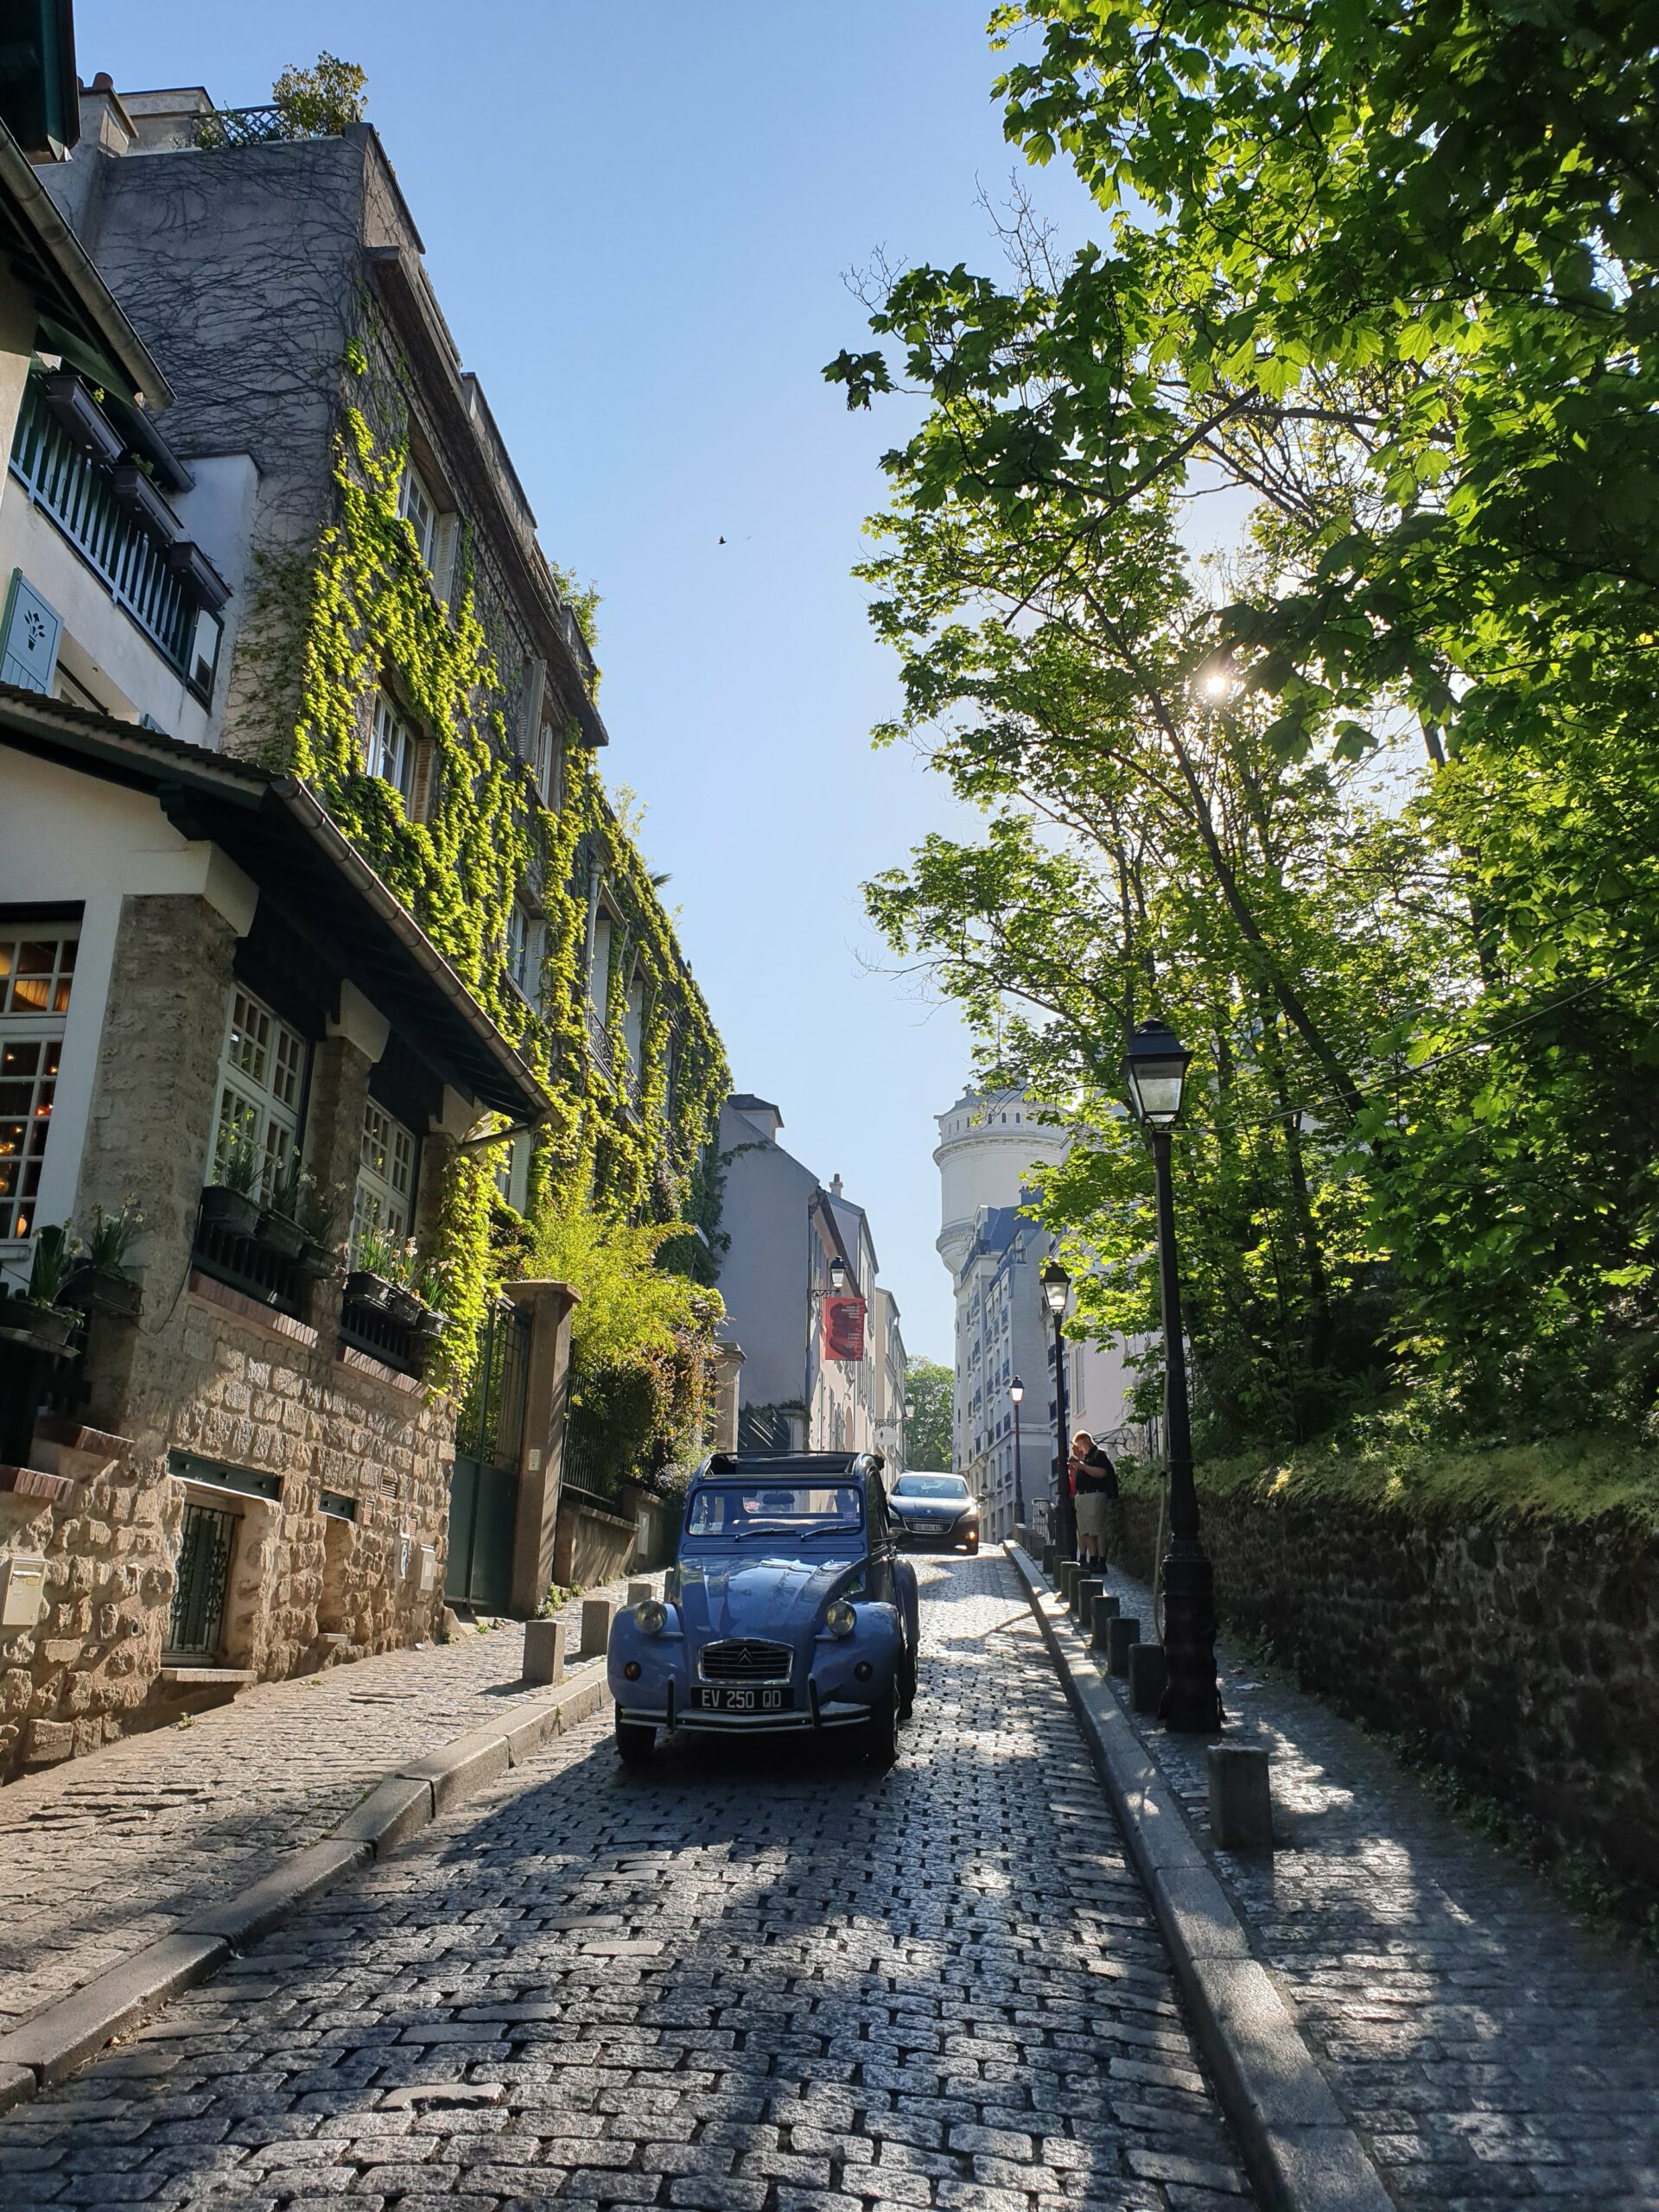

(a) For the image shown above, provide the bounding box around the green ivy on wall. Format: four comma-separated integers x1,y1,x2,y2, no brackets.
245,345,729,1388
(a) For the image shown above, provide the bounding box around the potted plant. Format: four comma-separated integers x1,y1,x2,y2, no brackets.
257,1155,308,1260
383,1238,424,1329
293,1178,341,1281
410,1265,449,1343
0,1225,83,1353
41,372,124,463
343,1223,400,1313
199,1128,263,1238
61,1202,143,1319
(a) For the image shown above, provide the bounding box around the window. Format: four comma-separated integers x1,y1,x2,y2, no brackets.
213,987,306,1195
190,606,224,700
530,716,561,806
505,900,542,1005
0,925,77,1242
365,692,419,810
397,458,440,573
353,1098,416,1255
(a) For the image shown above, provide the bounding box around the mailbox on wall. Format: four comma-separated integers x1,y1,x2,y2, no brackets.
0,1552,47,1629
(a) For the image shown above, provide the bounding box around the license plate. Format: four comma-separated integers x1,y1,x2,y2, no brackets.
694,1684,794,1712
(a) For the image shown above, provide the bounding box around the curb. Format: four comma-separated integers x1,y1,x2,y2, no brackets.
1006,1543,1393,2212
0,1654,612,2102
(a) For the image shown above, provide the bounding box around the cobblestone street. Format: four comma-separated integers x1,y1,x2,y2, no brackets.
0,1578,658,2035
0,1554,1250,2212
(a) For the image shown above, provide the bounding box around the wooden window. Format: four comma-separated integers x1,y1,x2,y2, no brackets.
0,922,77,1242
353,1098,416,1256
213,986,306,1196
397,458,440,573
365,691,419,811
505,900,543,1006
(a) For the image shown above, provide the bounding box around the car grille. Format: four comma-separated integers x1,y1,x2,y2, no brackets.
700,1638,792,1682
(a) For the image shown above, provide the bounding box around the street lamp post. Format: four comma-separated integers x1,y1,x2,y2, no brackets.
1040,1259,1074,1560
1124,1017,1222,1734
1009,1376,1026,1530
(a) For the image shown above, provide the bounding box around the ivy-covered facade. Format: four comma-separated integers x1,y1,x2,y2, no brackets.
42,83,728,1372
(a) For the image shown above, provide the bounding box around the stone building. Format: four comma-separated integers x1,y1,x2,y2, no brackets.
0,69,728,1773
715,1096,894,1459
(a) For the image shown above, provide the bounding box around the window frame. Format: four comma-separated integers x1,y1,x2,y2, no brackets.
211,985,308,1198
397,456,441,575
0,918,79,1245
353,1096,418,1261
365,690,421,813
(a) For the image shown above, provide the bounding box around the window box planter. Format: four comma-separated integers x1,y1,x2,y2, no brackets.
385,1285,424,1329
164,538,232,613
295,1241,340,1282
60,1265,142,1321
410,1305,448,1343
110,461,181,540
257,1210,308,1262
199,1185,261,1239
0,1294,79,1355
342,1269,394,1313
41,373,124,463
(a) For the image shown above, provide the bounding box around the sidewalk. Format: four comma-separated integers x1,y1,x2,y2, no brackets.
1067,1552,1659,2208
0,1569,657,2038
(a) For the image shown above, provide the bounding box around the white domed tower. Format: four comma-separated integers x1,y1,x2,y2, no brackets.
935,1090,1067,1277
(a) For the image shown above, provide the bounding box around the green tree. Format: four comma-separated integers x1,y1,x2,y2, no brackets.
271,54,367,136
829,0,1659,1443
905,1357,955,1470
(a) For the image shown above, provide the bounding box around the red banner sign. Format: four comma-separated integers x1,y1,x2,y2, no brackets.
822,1294,867,1362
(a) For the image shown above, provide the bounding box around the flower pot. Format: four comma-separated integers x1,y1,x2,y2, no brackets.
343,1270,393,1312
21,1305,77,1354
110,461,181,540
0,1291,39,1339
42,373,124,463
296,1241,339,1282
257,1210,307,1261
411,1306,448,1342
199,1185,261,1239
386,1287,423,1328
60,1265,142,1320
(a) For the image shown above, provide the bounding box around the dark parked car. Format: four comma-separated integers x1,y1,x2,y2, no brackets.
887,1471,979,1554
607,1451,921,1766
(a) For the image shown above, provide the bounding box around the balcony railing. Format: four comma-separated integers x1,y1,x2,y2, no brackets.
10,383,194,677
585,1001,617,1084
192,1216,304,1318
194,105,320,149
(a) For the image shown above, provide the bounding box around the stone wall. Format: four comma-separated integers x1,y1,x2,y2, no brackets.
0,893,458,1778
554,1496,637,1592
1113,1482,1659,1914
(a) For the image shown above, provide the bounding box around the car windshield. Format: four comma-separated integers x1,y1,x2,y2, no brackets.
894,1477,968,1500
683,1483,864,1541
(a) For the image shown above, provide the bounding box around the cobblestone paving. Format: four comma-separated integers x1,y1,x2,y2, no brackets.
1079,1553,1659,2209
0,1553,1252,2211
0,1575,662,2033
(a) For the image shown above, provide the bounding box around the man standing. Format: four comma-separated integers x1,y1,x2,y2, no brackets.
1069,1431,1119,1567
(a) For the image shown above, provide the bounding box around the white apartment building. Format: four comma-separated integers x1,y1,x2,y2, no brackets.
936,1089,1145,1540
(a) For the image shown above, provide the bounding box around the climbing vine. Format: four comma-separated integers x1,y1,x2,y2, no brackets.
245,341,729,1391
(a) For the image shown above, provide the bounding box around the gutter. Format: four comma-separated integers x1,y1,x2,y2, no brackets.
0,119,170,410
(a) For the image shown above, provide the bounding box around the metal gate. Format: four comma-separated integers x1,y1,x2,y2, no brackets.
446,1300,531,1613
165,1499,239,1660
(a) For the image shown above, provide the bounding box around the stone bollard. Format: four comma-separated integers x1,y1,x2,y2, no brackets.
1208,1744,1274,1851
1106,1617,1141,1677
1127,1643,1168,1714
522,1617,565,1688
581,1596,618,1659
626,1579,653,1610
1076,1574,1103,1624
1042,1541,1058,1580
1058,1560,1078,1609
1090,1591,1121,1651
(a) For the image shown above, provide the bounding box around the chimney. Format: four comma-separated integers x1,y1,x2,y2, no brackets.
830,1173,842,1198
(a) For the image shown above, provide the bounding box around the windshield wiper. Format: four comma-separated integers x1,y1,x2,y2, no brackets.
725,1523,858,1543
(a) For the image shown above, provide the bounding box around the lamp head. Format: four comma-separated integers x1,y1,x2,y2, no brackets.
1123,1016,1192,1127
1009,1376,1024,1404
1039,1257,1071,1319
829,1255,847,1294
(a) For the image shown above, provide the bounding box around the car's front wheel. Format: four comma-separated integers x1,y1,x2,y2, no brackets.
864,1681,899,1769
614,1716,656,1764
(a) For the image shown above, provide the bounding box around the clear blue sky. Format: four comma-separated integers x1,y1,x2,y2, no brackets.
78,1,1095,1361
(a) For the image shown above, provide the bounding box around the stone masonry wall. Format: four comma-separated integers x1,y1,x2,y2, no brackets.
0,893,458,1778
1114,1483,1659,1913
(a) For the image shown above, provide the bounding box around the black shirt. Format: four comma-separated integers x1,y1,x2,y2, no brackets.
1071,1446,1118,1498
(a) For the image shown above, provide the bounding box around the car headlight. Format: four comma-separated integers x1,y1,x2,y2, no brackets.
824,1598,856,1638
634,1599,667,1636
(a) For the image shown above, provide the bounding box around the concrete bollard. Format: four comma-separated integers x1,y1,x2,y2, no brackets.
1076,1574,1103,1624
1042,1541,1058,1581
581,1597,618,1659
1090,1591,1121,1650
1058,1560,1078,1609
626,1579,653,1610
1208,1744,1274,1851
1127,1643,1168,1714
523,1617,566,1687
1106,1616,1141,1677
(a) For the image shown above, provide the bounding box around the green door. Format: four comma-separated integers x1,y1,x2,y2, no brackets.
446,1300,531,1613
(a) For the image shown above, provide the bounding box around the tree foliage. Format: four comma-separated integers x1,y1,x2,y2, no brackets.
904,1356,955,1470
832,0,1659,1448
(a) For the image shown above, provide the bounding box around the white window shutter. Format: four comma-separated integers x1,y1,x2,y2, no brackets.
1,571,60,693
